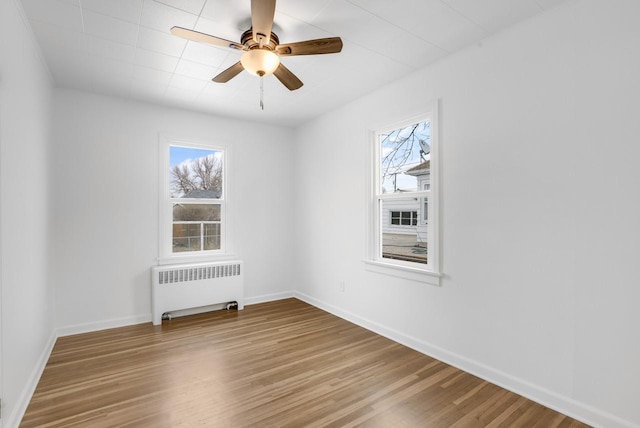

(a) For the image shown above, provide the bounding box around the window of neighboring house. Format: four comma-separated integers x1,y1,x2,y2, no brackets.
422,199,428,224
390,211,418,226
159,138,227,263
368,103,440,283
421,181,430,225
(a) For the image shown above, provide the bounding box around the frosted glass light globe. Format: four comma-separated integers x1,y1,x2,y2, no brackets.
241,49,280,77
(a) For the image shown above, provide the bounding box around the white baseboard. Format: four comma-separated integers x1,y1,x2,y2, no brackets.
55,291,297,338
56,313,151,337
5,331,57,428
294,291,636,428
244,291,295,306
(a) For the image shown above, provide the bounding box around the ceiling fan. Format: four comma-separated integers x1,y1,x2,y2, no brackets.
170,0,343,92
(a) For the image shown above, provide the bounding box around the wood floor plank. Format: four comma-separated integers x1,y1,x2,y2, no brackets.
20,298,590,427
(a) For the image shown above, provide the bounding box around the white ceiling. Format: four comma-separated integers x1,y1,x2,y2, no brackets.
20,0,566,127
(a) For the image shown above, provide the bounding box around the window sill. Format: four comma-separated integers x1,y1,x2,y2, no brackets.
364,260,442,285
157,253,238,266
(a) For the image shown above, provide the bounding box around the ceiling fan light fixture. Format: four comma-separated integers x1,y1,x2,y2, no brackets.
171,0,342,91
241,49,280,77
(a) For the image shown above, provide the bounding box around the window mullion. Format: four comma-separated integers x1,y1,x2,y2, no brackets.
377,191,429,201
200,222,204,251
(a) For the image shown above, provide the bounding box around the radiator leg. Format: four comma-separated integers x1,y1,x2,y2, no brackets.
152,312,162,326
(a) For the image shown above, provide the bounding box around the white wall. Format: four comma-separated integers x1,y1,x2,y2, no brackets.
0,0,55,426
51,90,295,333
292,1,640,427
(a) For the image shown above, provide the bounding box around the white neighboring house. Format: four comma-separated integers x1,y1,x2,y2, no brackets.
381,161,430,245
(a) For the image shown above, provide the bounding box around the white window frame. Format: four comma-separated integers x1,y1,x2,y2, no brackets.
365,102,441,285
158,134,233,265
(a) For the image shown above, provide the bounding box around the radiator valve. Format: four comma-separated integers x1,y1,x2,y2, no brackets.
226,301,239,310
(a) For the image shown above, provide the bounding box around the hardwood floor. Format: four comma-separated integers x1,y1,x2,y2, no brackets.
21,299,589,427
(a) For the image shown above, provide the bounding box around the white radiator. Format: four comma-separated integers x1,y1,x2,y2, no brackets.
151,261,244,325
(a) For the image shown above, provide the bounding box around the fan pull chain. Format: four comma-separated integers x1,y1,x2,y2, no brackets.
260,76,265,110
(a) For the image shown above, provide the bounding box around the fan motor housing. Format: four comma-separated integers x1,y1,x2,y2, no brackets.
241,29,279,50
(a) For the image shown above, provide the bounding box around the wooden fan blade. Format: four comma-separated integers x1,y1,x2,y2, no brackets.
213,62,245,83
251,0,276,45
273,63,303,91
170,26,245,51
276,37,343,56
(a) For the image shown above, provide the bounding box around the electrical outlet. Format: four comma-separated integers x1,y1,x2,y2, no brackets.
339,281,345,292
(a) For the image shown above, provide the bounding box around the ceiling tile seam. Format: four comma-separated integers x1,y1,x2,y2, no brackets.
166,2,196,84
274,9,342,39
10,0,56,86
83,35,138,62
275,2,326,26
77,0,91,76
149,0,199,17
343,0,455,53
169,56,192,97
319,31,424,71
532,1,546,11
192,69,225,101
129,0,186,98
437,0,492,34
133,0,145,49
152,0,204,16
197,0,209,17
272,9,426,71
78,0,87,33
80,11,148,49
170,3,229,100
135,1,200,45
130,0,147,96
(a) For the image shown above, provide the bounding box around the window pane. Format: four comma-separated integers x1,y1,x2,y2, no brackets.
423,199,428,222
381,198,427,264
203,223,221,250
390,211,399,225
380,120,430,194
169,146,223,199
172,223,201,253
173,203,220,221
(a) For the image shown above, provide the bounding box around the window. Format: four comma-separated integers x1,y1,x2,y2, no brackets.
390,211,418,226
368,104,440,282
159,138,228,262
421,182,429,224
172,203,221,252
